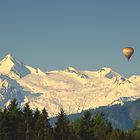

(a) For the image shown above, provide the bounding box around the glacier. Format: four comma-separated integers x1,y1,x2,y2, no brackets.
0,53,140,117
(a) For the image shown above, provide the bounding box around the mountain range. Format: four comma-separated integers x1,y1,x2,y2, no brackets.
0,54,140,129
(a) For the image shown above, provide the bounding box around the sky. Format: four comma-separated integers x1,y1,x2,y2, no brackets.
0,0,140,77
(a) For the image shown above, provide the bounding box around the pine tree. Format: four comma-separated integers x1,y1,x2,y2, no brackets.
77,111,95,140
17,102,33,140
32,108,41,138
7,99,21,140
129,120,140,140
33,108,40,126
109,129,127,140
0,108,10,140
53,108,72,140
41,108,52,140
91,113,112,140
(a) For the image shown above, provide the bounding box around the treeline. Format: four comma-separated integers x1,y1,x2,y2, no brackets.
0,99,140,140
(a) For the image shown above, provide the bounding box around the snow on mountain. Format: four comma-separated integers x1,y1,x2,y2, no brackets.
0,54,46,79
0,54,140,117
0,74,25,107
0,54,30,79
96,67,127,84
65,66,88,79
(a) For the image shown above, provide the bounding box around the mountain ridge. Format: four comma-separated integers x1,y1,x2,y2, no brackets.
0,53,140,118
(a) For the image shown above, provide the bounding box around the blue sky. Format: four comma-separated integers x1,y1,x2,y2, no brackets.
0,0,140,77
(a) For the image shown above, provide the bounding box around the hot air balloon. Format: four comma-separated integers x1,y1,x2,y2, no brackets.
122,47,134,61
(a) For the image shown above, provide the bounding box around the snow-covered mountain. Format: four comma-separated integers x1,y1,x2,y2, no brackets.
0,54,31,78
0,54,140,117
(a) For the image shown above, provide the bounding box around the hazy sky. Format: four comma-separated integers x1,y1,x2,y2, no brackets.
0,0,140,77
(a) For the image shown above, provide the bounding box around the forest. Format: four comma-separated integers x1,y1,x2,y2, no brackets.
0,99,140,140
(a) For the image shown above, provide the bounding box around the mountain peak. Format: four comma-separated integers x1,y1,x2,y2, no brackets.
65,66,88,79
97,67,125,81
66,66,77,72
98,67,112,72
0,53,19,65
0,54,30,78
5,53,14,59
0,54,15,68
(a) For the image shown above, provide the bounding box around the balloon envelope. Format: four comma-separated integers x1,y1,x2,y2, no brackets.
122,47,134,61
